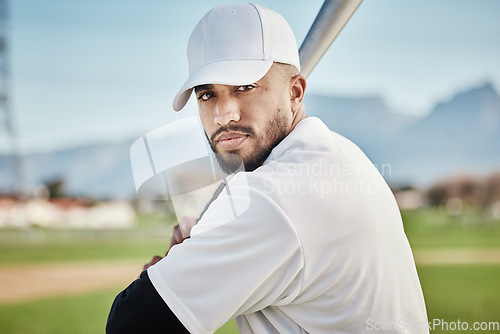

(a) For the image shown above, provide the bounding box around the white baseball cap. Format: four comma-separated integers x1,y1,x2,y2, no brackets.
173,3,300,111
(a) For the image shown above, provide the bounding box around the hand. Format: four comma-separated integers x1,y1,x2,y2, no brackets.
169,215,198,248
178,216,198,239
143,216,198,271
143,255,163,271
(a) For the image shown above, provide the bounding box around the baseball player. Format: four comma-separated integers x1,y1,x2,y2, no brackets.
107,3,429,333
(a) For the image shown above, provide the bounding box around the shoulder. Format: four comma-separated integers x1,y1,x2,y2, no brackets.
266,117,368,165
191,171,299,243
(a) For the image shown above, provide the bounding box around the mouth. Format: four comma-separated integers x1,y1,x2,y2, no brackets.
215,132,249,151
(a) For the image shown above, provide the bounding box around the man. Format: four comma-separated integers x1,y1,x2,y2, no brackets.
107,3,429,333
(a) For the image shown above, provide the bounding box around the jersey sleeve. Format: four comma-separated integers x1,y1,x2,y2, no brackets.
147,178,304,333
106,270,189,334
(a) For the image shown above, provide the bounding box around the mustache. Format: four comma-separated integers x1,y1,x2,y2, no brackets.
209,124,256,143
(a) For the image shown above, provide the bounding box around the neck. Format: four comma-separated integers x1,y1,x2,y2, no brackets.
288,104,307,135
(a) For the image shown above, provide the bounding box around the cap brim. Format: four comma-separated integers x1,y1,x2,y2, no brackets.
173,59,273,111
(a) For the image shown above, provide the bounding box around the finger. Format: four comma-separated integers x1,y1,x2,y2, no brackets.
179,216,198,238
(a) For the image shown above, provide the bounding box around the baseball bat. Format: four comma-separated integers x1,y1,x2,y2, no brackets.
299,0,363,79
195,0,363,221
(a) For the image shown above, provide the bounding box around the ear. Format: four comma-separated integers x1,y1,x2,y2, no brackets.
290,74,306,112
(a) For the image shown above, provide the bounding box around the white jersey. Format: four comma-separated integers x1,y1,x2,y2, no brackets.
148,117,429,333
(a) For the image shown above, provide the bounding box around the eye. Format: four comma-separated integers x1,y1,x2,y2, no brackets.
197,92,214,101
236,84,256,92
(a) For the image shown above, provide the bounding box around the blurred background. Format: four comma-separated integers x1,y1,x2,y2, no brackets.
0,0,499,333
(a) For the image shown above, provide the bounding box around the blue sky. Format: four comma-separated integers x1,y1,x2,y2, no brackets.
7,0,500,153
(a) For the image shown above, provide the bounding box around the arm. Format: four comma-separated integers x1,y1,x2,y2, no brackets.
146,184,303,333
106,270,189,333
110,181,302,333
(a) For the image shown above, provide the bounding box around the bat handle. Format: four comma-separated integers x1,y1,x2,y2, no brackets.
197,179,227,220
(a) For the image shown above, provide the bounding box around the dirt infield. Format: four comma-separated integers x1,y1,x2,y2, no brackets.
1,248,500,305
0,260,141,305
413,248,500,265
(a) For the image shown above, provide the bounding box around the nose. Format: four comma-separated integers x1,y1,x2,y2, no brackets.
213,94,240,126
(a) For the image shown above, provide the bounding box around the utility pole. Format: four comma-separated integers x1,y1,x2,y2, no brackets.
0,0,22,196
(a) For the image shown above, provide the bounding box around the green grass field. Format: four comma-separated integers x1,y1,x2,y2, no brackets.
402,208,500,249
0,221,175,265
0,265,498,333
0,209,499,333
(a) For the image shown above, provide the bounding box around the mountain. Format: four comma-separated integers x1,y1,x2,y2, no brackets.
304,83,500,186
385,83,500,185
1,82,499,198
1,141,136,199
303,94,418,159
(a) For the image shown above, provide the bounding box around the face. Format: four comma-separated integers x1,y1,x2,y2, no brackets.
195,64,294,174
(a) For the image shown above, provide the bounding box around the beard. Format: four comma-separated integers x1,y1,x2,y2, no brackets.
206,110,289,175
